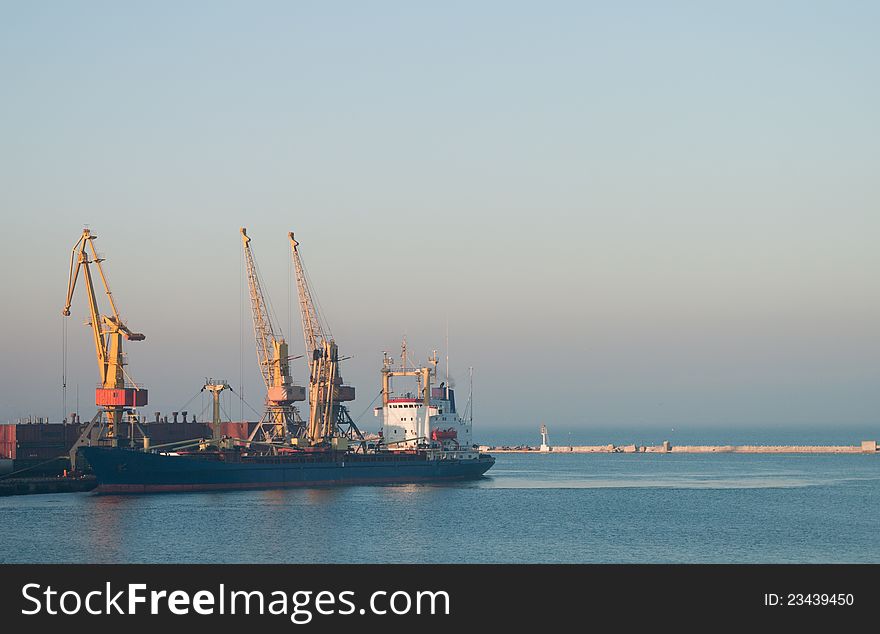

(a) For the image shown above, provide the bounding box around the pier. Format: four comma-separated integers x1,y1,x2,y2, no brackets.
0,475,96,497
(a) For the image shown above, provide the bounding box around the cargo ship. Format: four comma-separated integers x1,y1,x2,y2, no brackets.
82,352,495,493
60,227,494,493
82,446,494,493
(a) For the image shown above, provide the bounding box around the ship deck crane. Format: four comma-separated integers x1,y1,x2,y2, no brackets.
241,228,305,442
202,378,231,441
62,228,148,466
380,344,437,410
289,232,359,446
380,338,439,448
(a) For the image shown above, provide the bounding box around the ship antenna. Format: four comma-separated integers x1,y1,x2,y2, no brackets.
445,316,449,385
469,366,474,424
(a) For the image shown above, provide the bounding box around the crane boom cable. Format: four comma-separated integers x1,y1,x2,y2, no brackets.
299,254,333,341
218,401,233,423
176,388,205,414
290,234,323,357
228,386,263,419
67,235,107,376
288,247,293,355
352,389,384,423
62,315,67,423
239,235,244,422
241,232,274,388
85,237,121,322
251,242,285,343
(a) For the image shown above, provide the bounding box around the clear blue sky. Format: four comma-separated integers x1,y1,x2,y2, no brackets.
1,1,878,433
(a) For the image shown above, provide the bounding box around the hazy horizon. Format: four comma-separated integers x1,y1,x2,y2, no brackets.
1,2,878,431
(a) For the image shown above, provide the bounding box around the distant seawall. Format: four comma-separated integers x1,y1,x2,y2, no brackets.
481,440,878,455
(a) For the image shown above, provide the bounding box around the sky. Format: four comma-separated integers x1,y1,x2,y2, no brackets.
0,1,878,434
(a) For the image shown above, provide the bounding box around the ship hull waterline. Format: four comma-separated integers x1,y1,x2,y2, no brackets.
81,446,495,494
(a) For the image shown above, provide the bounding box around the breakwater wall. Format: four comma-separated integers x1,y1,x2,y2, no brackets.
482,440,878,455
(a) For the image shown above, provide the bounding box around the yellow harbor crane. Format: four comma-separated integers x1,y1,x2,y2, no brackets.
62,228,147,455
241,227,306,442
289,232,358,447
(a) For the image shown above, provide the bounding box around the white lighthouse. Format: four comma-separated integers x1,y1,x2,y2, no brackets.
539,424,551,452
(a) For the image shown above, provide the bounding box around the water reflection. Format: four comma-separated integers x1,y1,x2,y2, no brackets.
87,494,137,562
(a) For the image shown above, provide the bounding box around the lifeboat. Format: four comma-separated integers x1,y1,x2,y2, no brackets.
432,428,458,441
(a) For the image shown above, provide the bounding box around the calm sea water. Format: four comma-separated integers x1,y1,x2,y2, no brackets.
1,448,878,563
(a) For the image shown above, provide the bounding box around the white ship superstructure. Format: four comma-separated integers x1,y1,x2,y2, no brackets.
374,342,476,458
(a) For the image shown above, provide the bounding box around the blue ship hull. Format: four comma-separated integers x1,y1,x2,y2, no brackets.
82,447,495,493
